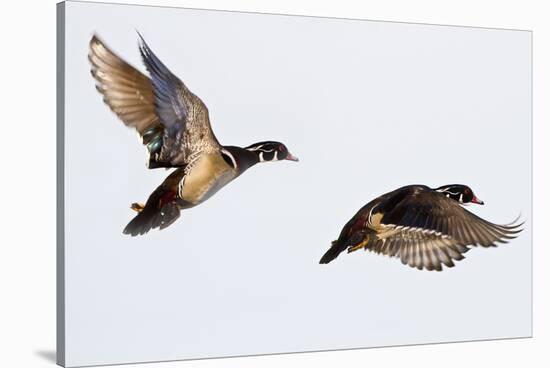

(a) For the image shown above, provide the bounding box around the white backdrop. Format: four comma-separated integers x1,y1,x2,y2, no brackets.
61,2,531,366
0,1,548,368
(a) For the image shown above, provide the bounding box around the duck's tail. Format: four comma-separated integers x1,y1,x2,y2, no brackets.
123,187,181,236
319,240,346,264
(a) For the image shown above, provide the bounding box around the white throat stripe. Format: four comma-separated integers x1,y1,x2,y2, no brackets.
221,149,237,169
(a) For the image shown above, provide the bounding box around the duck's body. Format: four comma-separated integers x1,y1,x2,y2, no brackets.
179,153,234,207
89,35,298,236
176,148,248,206
320,184,522,271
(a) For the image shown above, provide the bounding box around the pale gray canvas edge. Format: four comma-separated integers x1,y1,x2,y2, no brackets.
56,1,66,367
530,31,534,338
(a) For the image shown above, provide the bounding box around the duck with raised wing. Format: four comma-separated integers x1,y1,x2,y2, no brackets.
319,184,522,271
89,34,298,236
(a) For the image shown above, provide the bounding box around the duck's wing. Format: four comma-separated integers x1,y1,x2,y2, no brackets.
89,36,159,137
364,189,522,271
89,34,220,168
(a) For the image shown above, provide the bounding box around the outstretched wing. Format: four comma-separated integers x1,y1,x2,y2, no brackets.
137,34,220,164
89,35,159,136
89,34,220,168
367,189,522,271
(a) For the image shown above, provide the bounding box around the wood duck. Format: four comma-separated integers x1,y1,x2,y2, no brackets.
319,184,522,271
89,34,298,236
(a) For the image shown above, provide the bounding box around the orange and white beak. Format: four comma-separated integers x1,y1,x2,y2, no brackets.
471,195,484,205
285,152,299,162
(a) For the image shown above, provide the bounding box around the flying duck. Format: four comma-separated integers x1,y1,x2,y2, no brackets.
89,34,298,236
319,184,522,271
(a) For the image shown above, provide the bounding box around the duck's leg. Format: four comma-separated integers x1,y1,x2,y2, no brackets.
347,233,376,253
348,239,369,253
130,202,145,212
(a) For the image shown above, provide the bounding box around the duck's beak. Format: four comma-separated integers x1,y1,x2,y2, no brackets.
285,152,299,162
471,196,484,205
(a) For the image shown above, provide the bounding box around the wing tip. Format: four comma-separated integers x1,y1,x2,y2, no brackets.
88,33,110,71
89,33,106,53
90,33,100,45
496,214,525,236
135,29,145,44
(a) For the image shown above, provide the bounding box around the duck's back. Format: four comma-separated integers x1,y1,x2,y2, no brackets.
319,185,431,264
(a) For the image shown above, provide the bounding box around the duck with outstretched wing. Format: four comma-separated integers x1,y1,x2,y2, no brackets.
89,34,298,236
320,184,522,271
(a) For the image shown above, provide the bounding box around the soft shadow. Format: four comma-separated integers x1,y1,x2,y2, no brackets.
35,350,56,364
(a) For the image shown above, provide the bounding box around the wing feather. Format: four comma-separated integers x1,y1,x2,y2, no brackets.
362,188,523,270
376,228,468,271
89,35,159,135
333,186,522,271
90,34,220,168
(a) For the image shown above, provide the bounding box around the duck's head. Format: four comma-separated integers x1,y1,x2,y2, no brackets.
245,141,299,162
436,184,484,205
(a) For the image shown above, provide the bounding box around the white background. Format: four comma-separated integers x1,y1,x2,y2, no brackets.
62,2,531,366
0,0,548,368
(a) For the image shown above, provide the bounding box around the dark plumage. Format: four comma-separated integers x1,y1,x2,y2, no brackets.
320,184,522,271
89,34,298,236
